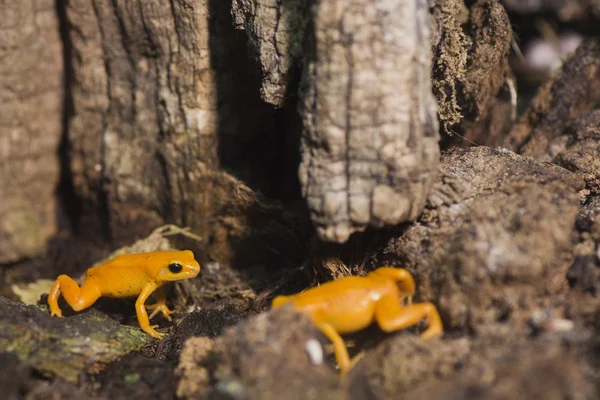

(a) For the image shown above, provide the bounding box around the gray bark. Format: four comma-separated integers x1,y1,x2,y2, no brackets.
299,0,440,242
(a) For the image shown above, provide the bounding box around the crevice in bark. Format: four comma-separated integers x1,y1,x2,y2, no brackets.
55,0,82,235
110,0,138,123
90,0,114,243
208,0,278,196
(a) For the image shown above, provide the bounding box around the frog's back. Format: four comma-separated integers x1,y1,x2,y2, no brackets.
284,275,394,333
86,253,155,297
88,252,151,272
87,251,190,275
285,275,391,308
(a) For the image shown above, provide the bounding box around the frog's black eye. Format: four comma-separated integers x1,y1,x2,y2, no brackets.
169,262,183,274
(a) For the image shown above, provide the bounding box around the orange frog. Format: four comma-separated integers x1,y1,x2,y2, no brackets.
272,267,443,372
48,250,200,338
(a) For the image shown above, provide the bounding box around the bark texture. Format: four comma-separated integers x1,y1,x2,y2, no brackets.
65,1,279,252
299,0,440,242
385,147,584,332
433,0,514,147
506,39,600,160
232,0,308,107
0,0,63,263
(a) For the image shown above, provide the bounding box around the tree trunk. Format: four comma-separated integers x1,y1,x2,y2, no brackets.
0,0,514,264
64,0,282,258
299,0,440,242
0,0,63,263
233,0,441,243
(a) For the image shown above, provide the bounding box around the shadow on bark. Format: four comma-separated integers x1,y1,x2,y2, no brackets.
55,0,111,244
205,0,311,275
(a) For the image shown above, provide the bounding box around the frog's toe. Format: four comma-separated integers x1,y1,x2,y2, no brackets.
148,305,174,321
142,325,164,339
148,308,159,320
346,351,366,372
50,310,64,318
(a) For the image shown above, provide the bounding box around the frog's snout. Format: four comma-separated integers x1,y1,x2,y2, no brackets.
187,260,201,278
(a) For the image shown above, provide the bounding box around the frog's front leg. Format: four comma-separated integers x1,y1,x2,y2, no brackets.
312,311,352,373
135,281,164,338
48,275,101,317
145,286,174,321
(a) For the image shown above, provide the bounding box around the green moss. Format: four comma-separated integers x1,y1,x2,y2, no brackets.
124,373,141,385
432,0,471,132
0,297,153,382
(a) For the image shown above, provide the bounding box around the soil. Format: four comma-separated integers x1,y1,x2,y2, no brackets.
2,1,600,400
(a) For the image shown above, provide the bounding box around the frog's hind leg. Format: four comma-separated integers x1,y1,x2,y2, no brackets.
312,311,352,373
374,296,443,339
145,286,174,321
48,275,101,317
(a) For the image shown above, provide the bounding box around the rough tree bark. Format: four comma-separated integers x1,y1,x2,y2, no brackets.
232,0,516,242
298,0,440,242
0,0,63,263
231,0,308,107
66,0,215,241
0,0,512,263
432,0,514,148
233,0,441,243
64,0,279,256
62,0,443,255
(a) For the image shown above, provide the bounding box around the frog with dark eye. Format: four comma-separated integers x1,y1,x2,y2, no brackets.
47,250,201,338
272,267,443,372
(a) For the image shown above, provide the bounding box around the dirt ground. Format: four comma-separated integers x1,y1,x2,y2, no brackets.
3,1,600,400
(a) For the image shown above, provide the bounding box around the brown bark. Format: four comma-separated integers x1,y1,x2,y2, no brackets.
64,0,281,256
0,0,63,263
506,39,600,160
433,0,514,148
232,0,308,107
298,0,440,242
64,0,444,250
232,0,514,242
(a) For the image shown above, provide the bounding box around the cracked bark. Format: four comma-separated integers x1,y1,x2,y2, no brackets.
232,0,308,107
66,0,216,243
233,0,440,242
57,0,441,257
64,0,277,251
299,0,440,242
0,0,63,262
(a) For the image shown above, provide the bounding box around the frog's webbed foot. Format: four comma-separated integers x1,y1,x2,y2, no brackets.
146,303,174,321
145,286,174,320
